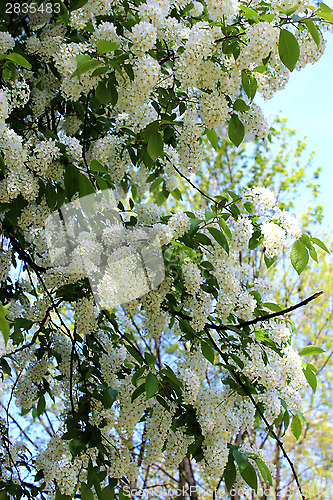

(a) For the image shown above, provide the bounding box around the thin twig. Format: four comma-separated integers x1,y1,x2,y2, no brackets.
82,90,94,184
173,165,226,211
231,291,323,330
0,403,38,449
164,291,323,335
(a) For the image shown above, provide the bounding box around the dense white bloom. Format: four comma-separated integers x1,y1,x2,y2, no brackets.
275,209,301,238
75,297,98,335
138,0,171,28
134,202,162,224
0,90,9,121
130,21,157,55
182,260,202,294
243,105,269,140
239,22,279,68
0,0,327,489
200,90,229,129
0,249,11,282
232,217,254,250
236,289,257,321
205,0,239,20
60,135,83,162
145,401,176,464
246,186,277,211
178,346,208,404
261,221,286,257
0,31,14,53
90,22,121,50
154,212,191,246
203,438,229,478
164,428,194,469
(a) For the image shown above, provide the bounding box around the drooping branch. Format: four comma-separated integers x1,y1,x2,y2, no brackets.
231,291,324,329
164,291,323,335
204,326,306,500
82,89,95,184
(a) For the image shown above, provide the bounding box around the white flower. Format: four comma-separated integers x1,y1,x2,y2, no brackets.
261,221,286,258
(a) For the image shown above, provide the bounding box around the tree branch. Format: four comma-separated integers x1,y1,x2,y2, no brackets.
204,326,306,500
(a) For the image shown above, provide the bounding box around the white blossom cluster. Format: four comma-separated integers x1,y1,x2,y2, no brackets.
0,0,327,493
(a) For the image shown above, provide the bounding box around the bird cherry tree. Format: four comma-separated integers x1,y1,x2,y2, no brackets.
0,0,332,499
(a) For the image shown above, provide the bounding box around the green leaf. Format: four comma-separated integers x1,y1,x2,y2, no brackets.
278,29,300,71
125,344,144,364
205,128,219,150
131,383,145,403
95,81,111,105
71,56,101,79
298,345,325,356
144,352,157,366
299,234,318,262
69,438,85,458
240,5,259,20
218,217,232,239
232,449,248,472
171,188,182,201
90,160,107,173
81,483,94,500
233,98,250,112
260,13,275,22
241,71,257,101
147,131,164,161
70,0,89,10
45,182,58,210
119,489,129,500
64,163,80,198
291,414,302,440
55,490,72,500
5,53,31,69
262,302,282,313
305,362,318,373
102,388,118,408
145,372,159,399
317,11,333,23
284,5,299,14
303,19,321,48
240,463,258,492
37,394,46,416
78,174,95,198
308,244,318,263
224,451,237,491
303,365,317,392
97,40,119,54
310,237,330,253
100,486,114,500
0,314,10,347
208,227,229,254
161,366,183,388
283,409,290,432
0,358,11,376
255,459,273,485
290,240,309,274
264,254,277,269
249,230,264,250
132,366,147,387
201,341,215,364
92,66,109,77
320,2,332,12
228,114,245,147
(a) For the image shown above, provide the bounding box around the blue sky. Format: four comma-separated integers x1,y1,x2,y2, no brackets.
258,29,333,229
